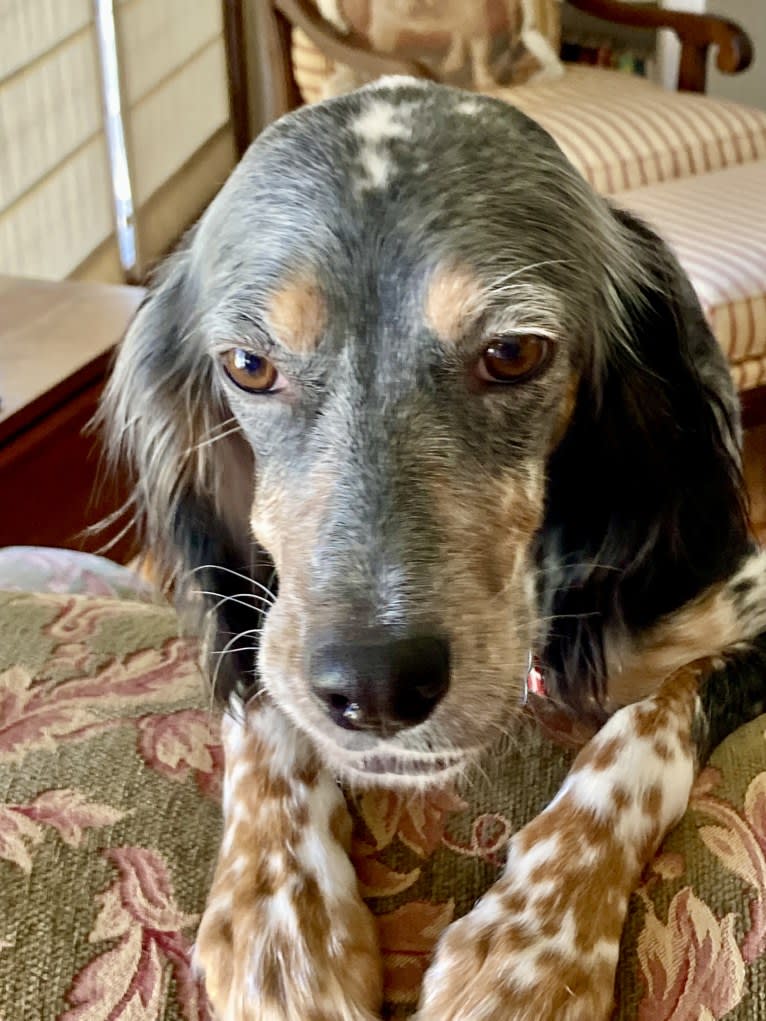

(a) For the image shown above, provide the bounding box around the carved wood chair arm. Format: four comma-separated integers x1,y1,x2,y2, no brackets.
568,0,752,91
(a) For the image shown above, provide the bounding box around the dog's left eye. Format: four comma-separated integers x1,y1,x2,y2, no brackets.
221,349,284,393
476,335,551,384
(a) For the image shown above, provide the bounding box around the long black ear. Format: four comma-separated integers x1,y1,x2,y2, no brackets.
540,207,751,713
100,244,274,703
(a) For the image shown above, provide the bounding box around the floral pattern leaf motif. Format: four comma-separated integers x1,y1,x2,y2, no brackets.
744,771,766,856
692,767,723,799
357,789,406,851
743,894,766,965
691,775,766,968
137,709,223,799
62,927,167,1021
698,824,763,890
397,788,469,858
0,636,200,765
0,790,126,872
355,856,421,898
44,595,156,649
90,882,133,945
0,939,10,1021
14,789,127,847
62,846,211,1021
650,852,686,882
443,811,513,866
377,901,454,1005
0,667,37,747
109,847,200,933
356,786,468,857
0,806,43,872
636,887,745,1021
694,784,766,892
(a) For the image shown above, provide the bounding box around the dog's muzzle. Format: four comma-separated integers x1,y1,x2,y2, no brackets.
309,633,450,735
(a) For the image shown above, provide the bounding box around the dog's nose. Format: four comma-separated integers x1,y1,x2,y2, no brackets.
309,634,450,734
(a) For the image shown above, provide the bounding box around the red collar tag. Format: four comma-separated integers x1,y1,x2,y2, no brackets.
526,657,546,697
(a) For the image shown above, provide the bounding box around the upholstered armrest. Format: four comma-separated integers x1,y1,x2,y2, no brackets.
568,0,752,92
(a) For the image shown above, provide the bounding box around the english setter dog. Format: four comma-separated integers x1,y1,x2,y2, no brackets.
103,79,766,1020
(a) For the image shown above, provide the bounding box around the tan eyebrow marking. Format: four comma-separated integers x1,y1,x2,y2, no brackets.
424,262,486,346
549,374,580,453
266,273,326,354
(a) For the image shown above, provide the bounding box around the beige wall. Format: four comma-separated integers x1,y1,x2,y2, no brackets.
708,0,766,109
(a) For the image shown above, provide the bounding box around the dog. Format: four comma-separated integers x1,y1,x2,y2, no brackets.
102,78,766,1020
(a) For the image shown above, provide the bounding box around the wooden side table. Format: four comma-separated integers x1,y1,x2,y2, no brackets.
0,276,144,559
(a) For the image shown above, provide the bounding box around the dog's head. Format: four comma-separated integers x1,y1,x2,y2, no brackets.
103,80,748,783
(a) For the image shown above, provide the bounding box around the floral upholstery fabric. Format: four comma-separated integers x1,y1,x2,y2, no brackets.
3,588,766,1019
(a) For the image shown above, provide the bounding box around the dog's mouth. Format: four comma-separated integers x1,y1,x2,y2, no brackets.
276,690,524,787
341,747,474,782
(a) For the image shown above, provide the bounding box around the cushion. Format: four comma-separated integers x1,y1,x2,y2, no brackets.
3,589,766,1018
0,546,154,600
293,0,563,102
615,160,766,390
490,65,766,194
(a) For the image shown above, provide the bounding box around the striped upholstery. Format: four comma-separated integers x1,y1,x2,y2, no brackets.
291,43,766,198
489,66,766,194
616,160,766,391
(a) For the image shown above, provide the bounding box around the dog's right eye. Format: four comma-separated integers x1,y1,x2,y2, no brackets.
221,349,282,393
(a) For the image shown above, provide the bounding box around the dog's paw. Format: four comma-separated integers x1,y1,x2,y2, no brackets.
415,871,619,1021
417,683,702,1021
194,874,381,1021
195,703,382,1020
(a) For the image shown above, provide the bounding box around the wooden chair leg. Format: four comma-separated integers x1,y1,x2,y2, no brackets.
222,0,251,155
258,0,303,125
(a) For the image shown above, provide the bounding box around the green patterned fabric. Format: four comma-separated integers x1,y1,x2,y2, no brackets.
2,588,766,1020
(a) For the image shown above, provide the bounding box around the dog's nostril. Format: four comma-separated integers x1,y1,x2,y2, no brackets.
413,677,447,702
309,633,451,735
328,692,363,723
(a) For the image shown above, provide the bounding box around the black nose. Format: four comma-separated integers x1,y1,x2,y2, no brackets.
309,634,450,734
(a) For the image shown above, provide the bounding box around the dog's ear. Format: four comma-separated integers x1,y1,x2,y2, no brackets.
101,244,272,702
541,208,751,711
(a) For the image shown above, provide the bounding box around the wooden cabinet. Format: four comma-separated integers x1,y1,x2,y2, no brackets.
0,276,144,560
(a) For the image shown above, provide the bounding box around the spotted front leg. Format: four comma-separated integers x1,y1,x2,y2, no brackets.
417,669,701,1021
194,699,382,1021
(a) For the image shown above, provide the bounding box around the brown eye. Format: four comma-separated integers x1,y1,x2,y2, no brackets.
477,335,551,383
222,348,280,393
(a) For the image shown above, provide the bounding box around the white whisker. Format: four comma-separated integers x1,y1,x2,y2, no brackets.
187,422,242,454
194,589,275,612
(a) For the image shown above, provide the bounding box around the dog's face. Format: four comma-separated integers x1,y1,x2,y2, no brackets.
107,79,745,783
200,82,606,778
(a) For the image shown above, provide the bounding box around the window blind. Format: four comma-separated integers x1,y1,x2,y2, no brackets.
0,0,236,283
0,0,115,279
